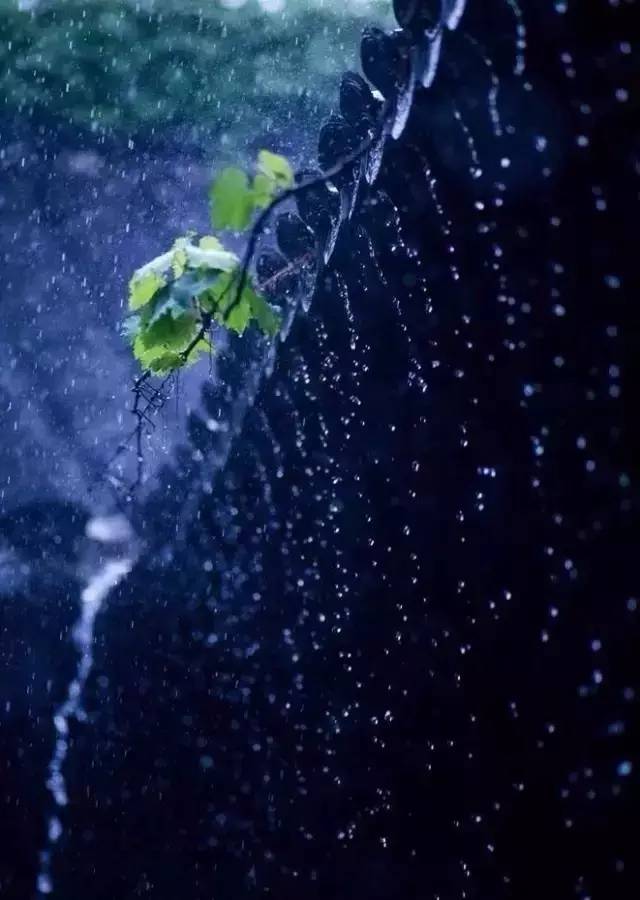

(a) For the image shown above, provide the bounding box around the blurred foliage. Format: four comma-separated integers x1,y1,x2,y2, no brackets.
0,0,390,136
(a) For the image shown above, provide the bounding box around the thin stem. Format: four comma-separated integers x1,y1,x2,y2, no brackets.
256,252,314,293
223,126,382,323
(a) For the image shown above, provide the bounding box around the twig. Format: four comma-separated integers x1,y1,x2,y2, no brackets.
99,320,210,492
222,125,382,323
129,323,210,489
256,252,315,293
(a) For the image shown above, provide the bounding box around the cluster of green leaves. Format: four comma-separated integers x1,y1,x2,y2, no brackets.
123,151,292,375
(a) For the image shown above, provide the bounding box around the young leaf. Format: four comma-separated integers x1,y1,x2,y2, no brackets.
143,351,184,374
201,270,280,337
133,333,163,371
139,311,199,354
201,271,252,334
186,246,238,271
257,150,294,188
210,167,254,231
148,337,211,374
223,299,253,335
250,289,281,337
251,172,276,209
148,292,191,326
199,235,224,251
172,247,188,278
129,271,165,311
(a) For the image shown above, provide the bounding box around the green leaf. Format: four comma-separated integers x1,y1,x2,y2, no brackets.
186,246,238,271
198,235,224,251
172,247,188,278
133,325,212,374
204,271,252,334
257,150,294,188
148,337,210,374
143,351,184,374
200,270,280,337
209,166,254,231
223,299,253,335
133,333,162,370
183,336,213,366
145,270,221,327
197,272,228,315
139,310,199,353
251,172,276,209
129,271,165,311
148,292,189,326
250,290,281,337
171,270,222,313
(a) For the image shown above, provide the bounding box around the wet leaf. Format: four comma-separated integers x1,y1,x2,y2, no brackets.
172,248,188,278
257,150,294,188
252,172,276,210
137,310,199,358
209,167,253,231
205,271,252,334
142,351,184,374
128,271,165,311
199,235,224,251
197,270,278,337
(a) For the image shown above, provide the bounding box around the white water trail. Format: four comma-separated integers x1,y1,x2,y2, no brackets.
443,0,468,31
36,532,134,896
420,29,443,88
424,164,461,286
348,158,364,218
365,119,390,186
392,66,416,139
323,185,344,263
505,0,527,76
361,228,429,395
452,104,482,177
464,35,504,138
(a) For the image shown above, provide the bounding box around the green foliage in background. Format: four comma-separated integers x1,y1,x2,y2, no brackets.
123,149,290,374
0,0,390,135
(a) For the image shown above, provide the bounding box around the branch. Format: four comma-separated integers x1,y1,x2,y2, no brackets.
223,124,382,323
100,320,211,492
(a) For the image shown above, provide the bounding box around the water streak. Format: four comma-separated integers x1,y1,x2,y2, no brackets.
420,29,443,88
505,0,527,76
464,34,504,138
443,0,468,31
36,552,133,896
392,67,416,140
